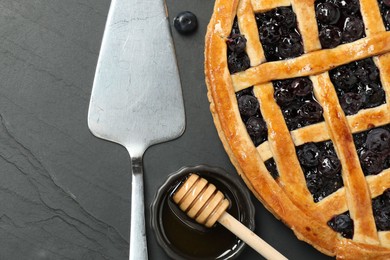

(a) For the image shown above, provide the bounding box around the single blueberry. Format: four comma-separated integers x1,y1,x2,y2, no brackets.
328,213,354,238
282,102,301,118
318,155,342,176
359,150,384,175
305,172,321,192
264,158,279,179
238,95,260,117
227,34,247,53
319,25,342,48
275,7,296,28
355,66,369,83
316,3,341,24
228,52,250,73
366,128,390,152
298,101,323,123
363,59,379,81
283,102,304,130
298,143,321,167
364,83,385,108
259,20,281,44
291,78,313,97
274,87,295,106
173,11,198,35
246,116,267,145
331,65,358,91
339,92,364,115
278,33,304,59
342,16,364,43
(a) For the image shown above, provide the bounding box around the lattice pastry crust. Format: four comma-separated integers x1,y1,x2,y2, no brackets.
205,0,390,258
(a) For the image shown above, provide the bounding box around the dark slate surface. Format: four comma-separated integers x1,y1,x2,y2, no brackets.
0,0,332,259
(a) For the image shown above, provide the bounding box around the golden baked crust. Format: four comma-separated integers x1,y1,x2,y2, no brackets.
204,0,390,258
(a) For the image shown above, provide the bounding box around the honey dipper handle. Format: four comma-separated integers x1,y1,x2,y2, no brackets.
218,212,288,260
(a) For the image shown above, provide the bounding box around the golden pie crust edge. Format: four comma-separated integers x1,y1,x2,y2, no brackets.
204,0,390,258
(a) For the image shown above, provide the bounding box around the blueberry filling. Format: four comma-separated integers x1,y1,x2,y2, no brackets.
330,58,385,115
264,158,279,179
227,18,251,74
328,212,354,238
296,141,344,202
378,0,390,30
236,88,268,146
315,0,365,49
372,189,390,231
273,77,324,131
255,7,304,61
353,124,390,175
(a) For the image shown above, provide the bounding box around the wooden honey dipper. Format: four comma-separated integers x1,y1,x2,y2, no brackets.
172,174,288,260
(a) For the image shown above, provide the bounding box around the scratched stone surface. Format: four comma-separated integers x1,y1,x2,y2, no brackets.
0,0,331,259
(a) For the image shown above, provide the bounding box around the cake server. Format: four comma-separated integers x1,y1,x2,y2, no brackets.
87,0,185,259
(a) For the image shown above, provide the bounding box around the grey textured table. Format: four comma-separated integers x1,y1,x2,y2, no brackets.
0,0,332,259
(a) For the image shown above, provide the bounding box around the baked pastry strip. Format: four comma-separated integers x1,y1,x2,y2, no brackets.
378,232,390,249
208,0,239,38
253,83,314,207
336,239,390,259
291,0,321,53
365,170,390,200
258,105,390,162
237,0,264,66
290,123,329,146
291,3,366,233
251,0,291,12
248,0,319,207
291,104,390,145
311,73,379,245
256,141,272,161
231,31,390,91
347,104,390,134
360,0,386,35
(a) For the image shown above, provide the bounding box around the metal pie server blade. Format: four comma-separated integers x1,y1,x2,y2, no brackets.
87,0,185,259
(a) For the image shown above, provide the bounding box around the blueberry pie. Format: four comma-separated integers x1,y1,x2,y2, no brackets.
205,0,390,258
